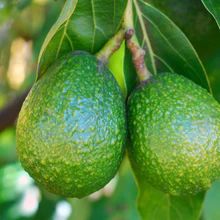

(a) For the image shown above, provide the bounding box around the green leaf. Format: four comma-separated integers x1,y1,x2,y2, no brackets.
138,180,205,220
203,180,220,220
145,0,220,61
108,41,127,96
133,0,212,93
201,0,220,29
108,41,138,97
37,0,127,78
205,51,220,102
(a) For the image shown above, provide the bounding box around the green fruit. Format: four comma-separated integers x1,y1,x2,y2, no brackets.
128,73,220,195
16,52,126,198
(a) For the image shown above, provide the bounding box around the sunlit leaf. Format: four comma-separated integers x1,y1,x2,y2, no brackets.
108,41,137,97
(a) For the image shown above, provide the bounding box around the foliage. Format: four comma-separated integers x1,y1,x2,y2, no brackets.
37,0,127,77
133,1,211,91
201,0,220,28
0,0,220,219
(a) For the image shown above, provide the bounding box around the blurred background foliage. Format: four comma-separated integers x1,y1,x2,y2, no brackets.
0,0,220,219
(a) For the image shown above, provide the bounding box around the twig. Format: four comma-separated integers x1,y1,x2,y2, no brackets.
124,0,151,82
96,29,126,63
0,88,30,132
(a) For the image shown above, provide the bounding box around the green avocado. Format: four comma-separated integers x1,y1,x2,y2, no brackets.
16,52,126,198
128,73,220,195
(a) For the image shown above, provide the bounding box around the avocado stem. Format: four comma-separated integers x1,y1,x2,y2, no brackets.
124,0,151,82
96,29,126,63
96,0,151,82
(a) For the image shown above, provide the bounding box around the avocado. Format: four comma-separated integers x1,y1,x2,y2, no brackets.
128,73,220,195
16,52,126,198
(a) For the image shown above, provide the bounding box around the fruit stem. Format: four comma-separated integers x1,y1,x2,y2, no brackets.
124,0,151,82
96,0,151,82
96,29,126,63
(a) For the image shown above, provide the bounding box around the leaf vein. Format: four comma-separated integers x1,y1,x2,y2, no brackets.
139,0,212,93
154,54,175,73
134,0,157,75
65,32,74,51
91,0,96,52
141,13,201,77
56,19,70,59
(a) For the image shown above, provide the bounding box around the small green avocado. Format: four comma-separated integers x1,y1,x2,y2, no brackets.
128,73,220,195
16,52,126,198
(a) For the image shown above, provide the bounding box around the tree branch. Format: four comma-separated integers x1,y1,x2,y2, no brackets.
0,88,30,132
124,0,151,82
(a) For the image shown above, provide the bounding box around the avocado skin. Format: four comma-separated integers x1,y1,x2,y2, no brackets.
128,73,220,195
16,52,126,198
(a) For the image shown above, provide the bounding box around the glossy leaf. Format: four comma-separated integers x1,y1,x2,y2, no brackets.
108,41,138,97
37,0,127,78
138,180,205,220
132,0,212,93
108,41,127,96
201,0,220,29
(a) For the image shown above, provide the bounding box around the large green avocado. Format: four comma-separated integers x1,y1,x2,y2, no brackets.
128,73,220,195
16,52,126,198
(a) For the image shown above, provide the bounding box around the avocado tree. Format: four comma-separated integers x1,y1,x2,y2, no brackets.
1,0,220,219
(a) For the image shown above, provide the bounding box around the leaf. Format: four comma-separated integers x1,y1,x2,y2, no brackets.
138,180,205,220
37,0,128,78
132,0,212,93
108,41,138,97
201,0,220,29
205,52,220,102
108,41,128,96
203,180,220,220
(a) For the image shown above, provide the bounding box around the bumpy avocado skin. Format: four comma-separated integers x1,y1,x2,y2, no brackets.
128,73,220,195
16,53,126,198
